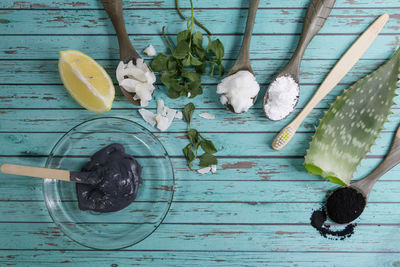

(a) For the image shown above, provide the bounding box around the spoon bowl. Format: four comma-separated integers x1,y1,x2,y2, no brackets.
263,0,335,120
326,124,400,224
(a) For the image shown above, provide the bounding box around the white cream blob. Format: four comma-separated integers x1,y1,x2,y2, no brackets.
264,75,299,121
216,71,260,113
116,58,156,107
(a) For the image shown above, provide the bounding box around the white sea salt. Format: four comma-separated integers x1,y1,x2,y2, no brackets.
216,70,260,113
116,58,156,107
199,112,215,120
143,44,157,57
264,75,299,120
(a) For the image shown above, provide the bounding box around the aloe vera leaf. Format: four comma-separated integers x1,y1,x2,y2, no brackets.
304,48,400,185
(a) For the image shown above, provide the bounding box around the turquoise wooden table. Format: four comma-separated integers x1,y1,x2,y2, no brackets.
1,0,400,265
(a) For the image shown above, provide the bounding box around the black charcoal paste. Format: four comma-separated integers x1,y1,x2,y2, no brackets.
76,143,142,212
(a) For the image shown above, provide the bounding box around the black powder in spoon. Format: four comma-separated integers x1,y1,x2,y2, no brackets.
326,187,366,224
310,208,356,240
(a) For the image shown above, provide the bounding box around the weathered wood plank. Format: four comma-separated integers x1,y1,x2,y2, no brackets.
1,250,400,267
1,223,400,251
2,0,400,9
1,83,400,111
0,173,399,202
0,35,397,60
0,9,399,35
0,58,390,85
0,84,350,109
1,201,400,224
0,131,395,157
0,109,398,137
0,156,395,182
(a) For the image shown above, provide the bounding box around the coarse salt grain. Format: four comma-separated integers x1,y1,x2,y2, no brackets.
217,70,260,113
264,75,299,120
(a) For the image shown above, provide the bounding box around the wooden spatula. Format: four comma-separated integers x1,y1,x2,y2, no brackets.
1,163,99,184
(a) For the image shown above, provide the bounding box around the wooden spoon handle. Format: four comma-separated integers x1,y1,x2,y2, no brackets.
353,125,400,197
1,163,70,181
100,0,140,62
228,0,260,75
281,0,336,80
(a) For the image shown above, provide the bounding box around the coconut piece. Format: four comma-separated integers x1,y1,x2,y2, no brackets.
211,165,217,173
116,61,126,84
197,167,211,174
138,109,156,127
154,99,177,131
120,79,142,92
175,111,183,120
144,44,157,56
199,112,215,120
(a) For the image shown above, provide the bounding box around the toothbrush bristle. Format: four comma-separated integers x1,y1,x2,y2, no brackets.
272,126,295,150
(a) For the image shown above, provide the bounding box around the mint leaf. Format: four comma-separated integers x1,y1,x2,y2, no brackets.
192,31,203,47
151,53,169,71
199,153,218,167
167,88,180,99
183,103,195,124
208,39,224,60
200,139,217,154
173,41,190,59
177,30,190,42
190,55,203,66
182,70,200,82
182,55,191,66
183,144,195,163
188,128,201,148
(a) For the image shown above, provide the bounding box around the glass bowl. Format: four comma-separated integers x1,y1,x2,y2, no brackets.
43,117,174,250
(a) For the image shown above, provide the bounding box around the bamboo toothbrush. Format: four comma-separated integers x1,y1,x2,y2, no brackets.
271,13,389,151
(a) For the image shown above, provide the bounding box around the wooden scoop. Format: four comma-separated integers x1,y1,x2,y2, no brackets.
101,0,149,106
223,0,260,113
1,164,100,184
326,124,400,224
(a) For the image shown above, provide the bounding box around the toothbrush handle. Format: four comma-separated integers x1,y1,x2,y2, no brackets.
272,13,389,151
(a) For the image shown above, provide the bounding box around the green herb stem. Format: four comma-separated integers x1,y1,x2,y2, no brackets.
175,0,212,35
162,26,174,52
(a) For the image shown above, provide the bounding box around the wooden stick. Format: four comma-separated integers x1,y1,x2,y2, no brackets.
1,163,71,181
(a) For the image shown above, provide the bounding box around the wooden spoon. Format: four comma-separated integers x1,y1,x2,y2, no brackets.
1,163,100,184
223,0,260,113
101,0,147,106
263,0,336,121
326,124,400,224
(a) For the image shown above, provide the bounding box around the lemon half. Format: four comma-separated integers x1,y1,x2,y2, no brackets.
58,50,115,113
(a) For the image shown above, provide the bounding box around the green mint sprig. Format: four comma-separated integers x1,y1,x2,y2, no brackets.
182,103,218,169
151,0,224,99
